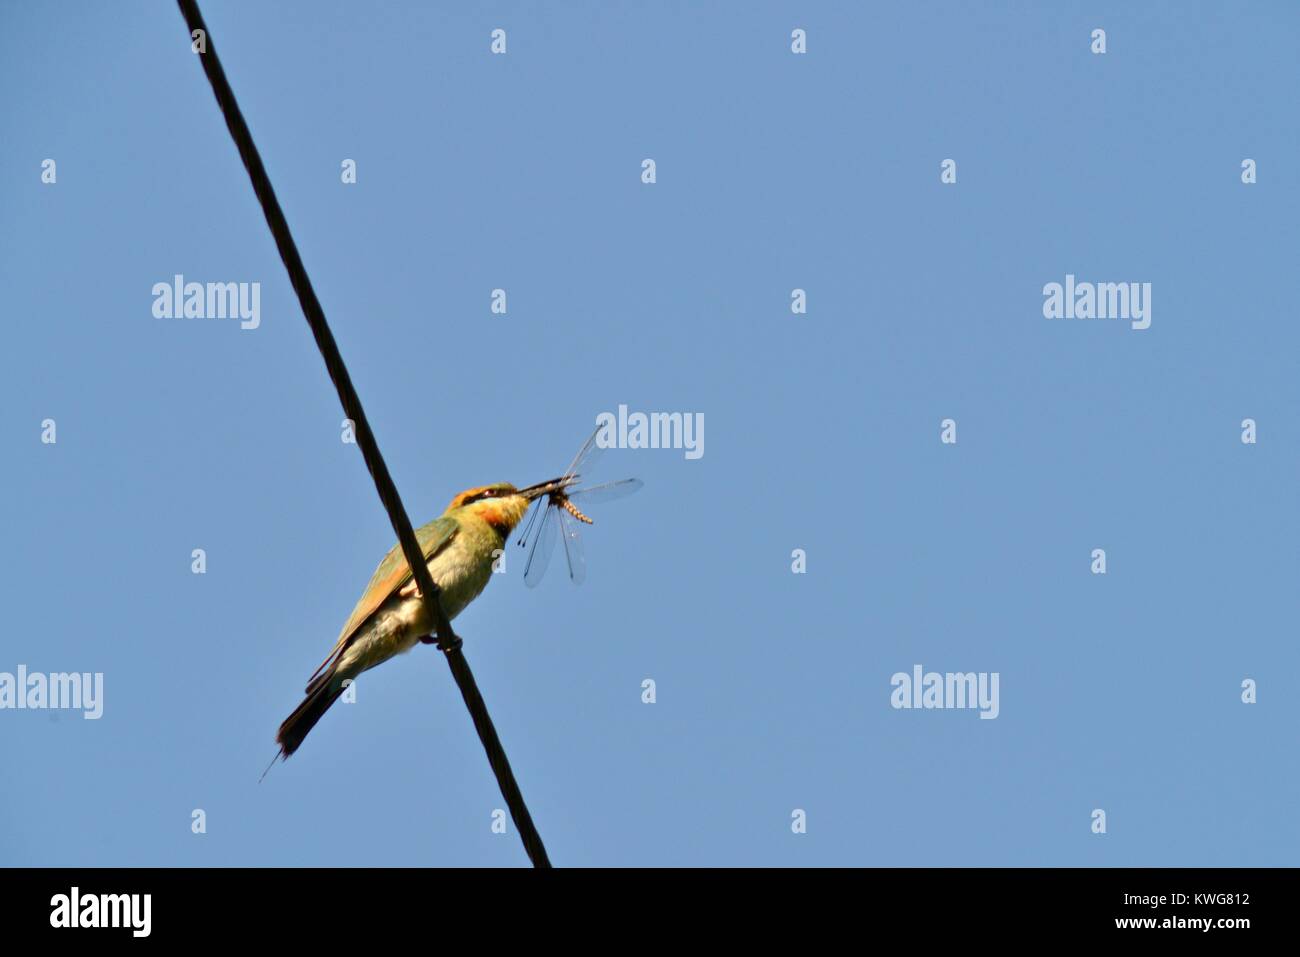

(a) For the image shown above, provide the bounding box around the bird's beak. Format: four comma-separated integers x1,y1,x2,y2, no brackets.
518,477,569,501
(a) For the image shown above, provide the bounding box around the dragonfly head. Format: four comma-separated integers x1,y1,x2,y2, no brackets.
517,476,575,501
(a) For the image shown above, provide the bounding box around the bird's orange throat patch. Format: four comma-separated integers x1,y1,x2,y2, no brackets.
472,497,529,537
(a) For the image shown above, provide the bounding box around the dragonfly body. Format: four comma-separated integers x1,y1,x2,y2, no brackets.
517,432,642,586
559,495,593,525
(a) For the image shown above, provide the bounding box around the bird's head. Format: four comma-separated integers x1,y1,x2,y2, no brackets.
445,478,568,536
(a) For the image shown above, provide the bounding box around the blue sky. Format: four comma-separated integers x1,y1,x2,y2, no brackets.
1,1,1297,866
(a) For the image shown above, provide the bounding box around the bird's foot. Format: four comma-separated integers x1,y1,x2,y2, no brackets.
419,631,463,652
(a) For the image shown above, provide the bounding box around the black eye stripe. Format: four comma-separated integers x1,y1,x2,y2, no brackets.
463,488,506,505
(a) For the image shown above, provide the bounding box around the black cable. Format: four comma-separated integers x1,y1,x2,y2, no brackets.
175,0,550,868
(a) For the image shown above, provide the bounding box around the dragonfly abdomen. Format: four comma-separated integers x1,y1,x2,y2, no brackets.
559,495,594,524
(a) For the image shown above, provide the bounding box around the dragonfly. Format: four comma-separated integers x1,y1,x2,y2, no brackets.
517,429,642,586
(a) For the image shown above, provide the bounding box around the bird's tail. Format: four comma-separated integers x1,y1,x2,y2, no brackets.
275,668,347,760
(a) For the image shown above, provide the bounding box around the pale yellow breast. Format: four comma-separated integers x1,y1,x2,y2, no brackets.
338,518,502,677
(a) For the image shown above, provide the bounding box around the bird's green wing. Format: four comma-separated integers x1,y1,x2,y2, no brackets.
304,516,459,691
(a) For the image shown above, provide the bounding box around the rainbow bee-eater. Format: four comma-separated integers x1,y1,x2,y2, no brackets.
274,477,566,760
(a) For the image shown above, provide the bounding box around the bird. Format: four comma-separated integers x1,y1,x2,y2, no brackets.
272,477,565,763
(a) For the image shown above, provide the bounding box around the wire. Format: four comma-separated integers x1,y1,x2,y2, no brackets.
175,0,550,868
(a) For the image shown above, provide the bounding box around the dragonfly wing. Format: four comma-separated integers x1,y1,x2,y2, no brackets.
567,477,643,506
558,504,587,585
516,496,544,548
561,426,605,485
523,502,559,588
